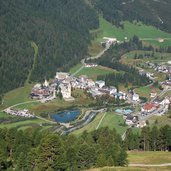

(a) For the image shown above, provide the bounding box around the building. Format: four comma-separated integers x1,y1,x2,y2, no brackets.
59,83,71,99
142,103,157,113
132,93,140,101
95,80,105,88
56,72,69,80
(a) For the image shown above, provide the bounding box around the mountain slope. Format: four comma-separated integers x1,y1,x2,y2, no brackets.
92,0,171,33
0,0,98,95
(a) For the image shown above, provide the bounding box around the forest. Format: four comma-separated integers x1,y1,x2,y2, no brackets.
125,125,171,151
92,0,171,33
0,0,99,96
0,127,127,171
0,125,170,170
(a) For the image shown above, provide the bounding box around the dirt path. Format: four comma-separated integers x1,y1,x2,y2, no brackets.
129,163,171,167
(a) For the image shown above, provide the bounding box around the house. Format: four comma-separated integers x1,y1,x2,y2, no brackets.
109,86,117,95
132,93,140,101
142,103,157,113
86,79,95,87
56,72,69,80
95,80,105,88
150,90,157,98
79,75,88,83
85,63,97,68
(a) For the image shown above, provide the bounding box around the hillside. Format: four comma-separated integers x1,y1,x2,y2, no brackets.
0,0,98,96
92,0,171,33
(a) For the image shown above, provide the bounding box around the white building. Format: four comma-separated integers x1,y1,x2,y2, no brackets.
43,79,49,87
95,80,105,88
109,86,117,95
132,93,140,101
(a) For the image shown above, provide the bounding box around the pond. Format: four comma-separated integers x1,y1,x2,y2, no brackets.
51,110,80,123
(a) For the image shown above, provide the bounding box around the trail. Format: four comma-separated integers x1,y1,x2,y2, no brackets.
96,112,107,130
25,41,38,84
129,163,171,167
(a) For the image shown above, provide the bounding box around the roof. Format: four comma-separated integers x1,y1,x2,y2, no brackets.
143,103,156,110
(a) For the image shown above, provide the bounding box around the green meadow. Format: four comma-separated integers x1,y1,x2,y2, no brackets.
95,17,171,47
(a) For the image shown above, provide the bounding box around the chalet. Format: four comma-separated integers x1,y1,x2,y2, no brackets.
59,83,71,99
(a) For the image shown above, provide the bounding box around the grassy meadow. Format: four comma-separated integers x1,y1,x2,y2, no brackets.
73,112,127,136
95,17,171,47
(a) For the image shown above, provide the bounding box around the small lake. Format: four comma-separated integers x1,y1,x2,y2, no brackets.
51,110,80,123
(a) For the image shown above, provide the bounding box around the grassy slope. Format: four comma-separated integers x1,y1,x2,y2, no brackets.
3,84,34,107
128,151,171,164
73,112,127,136
87,151,171,171
96,17,171,47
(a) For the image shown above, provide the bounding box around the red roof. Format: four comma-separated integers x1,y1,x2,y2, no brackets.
143,103,156,110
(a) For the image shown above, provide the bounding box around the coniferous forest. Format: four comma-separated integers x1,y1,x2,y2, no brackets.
0,126,170,170
0,0,99,96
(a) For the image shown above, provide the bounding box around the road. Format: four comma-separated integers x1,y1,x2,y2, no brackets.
71,43,111,76
1,100,57,124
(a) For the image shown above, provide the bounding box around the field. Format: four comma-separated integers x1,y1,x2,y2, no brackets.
0,118,52,129
134,86,151,99
73,112,128,136
87,151,171,171
128,151,171,165
73,66,116,80
95,17,171,47
3,84,34,107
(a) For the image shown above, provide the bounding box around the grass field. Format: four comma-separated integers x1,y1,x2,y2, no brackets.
73,112,127,136
95,17,171,47
88,166,171,171
73,66,116,80
87,151,171,171
69,63,83,74
128,151,171,164
0,118,49,129
3,84,34,107
135,86,151,99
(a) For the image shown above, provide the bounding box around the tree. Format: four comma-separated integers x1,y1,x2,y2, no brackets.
96,153,106,167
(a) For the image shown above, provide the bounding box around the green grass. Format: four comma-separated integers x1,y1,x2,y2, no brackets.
135,86,151,99
98,112,128,135
96,17,171,47
74,66,116,80
95,166,171,171
0,118,49,129
73,112,127,136
3,84,34,107
69,63,83,74
128,151,171,164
